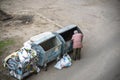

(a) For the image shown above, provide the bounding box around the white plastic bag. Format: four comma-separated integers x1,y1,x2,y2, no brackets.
54,54,72,70
54,61,62,69
18,48,30,63
62,54,72,67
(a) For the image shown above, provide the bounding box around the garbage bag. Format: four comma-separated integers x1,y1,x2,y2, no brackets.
54,61,62,70
7,58,18,70
54,54,72,70
61,54,72,67
17,49,30,63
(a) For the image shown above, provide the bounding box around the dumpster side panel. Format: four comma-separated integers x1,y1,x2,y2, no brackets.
43,36,62,63
31,44,45,66
46,45,61,63
52,32,66,55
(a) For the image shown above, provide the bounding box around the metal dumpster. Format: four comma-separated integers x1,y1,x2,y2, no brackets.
56,24,83,53
30,32,62,69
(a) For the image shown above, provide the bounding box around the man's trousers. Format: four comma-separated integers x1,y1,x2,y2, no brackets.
73,48,81,60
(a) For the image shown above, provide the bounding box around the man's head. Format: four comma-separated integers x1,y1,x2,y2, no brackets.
74,30,78,34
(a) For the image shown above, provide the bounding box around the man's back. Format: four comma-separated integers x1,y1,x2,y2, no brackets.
72,33,83,48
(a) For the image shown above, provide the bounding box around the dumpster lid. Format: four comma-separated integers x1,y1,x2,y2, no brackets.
30,32,55,44
56,24,77,34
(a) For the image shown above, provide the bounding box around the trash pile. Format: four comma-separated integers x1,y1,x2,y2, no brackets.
3,42,40,80
54,54,72,70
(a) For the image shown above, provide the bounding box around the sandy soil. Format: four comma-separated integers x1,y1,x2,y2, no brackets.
0,0,120,80
0,9,61,59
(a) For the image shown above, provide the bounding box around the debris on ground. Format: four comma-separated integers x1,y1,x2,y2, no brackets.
14,15,33,25
54,54,72,70
0,10,13,21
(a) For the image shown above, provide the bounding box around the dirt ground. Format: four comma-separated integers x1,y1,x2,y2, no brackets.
0,0,120,80
0,9,61,61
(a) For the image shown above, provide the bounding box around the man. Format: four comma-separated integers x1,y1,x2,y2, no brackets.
71,30,83,60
